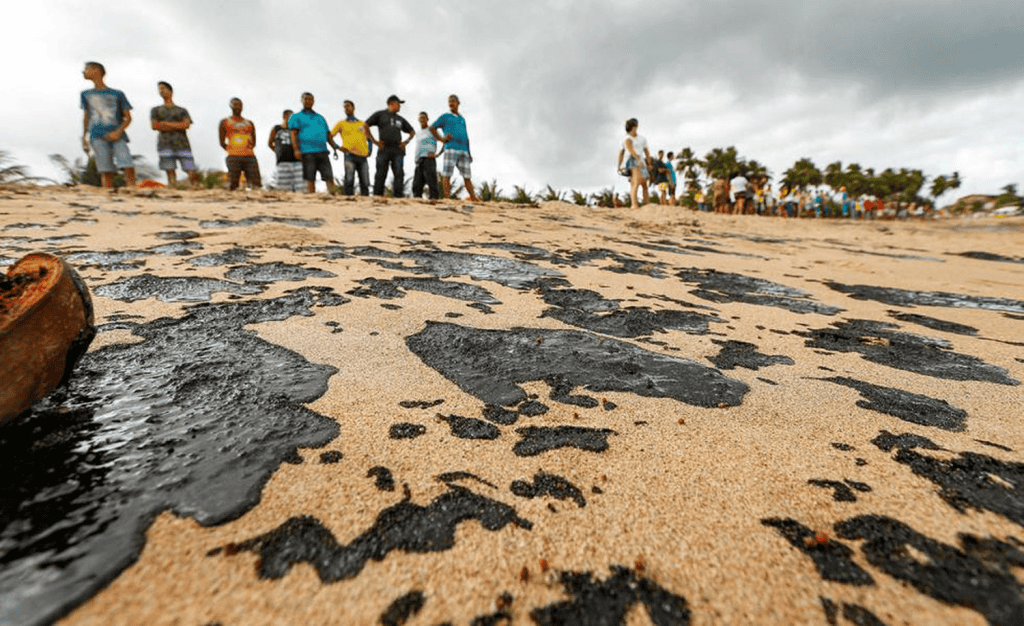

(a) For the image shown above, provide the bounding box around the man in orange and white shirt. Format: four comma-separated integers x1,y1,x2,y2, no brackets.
218,97,261,190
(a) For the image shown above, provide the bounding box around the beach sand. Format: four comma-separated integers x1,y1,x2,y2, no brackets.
1,186,1022,625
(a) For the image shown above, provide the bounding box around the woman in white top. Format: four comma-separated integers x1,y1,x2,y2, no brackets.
617,118,651,209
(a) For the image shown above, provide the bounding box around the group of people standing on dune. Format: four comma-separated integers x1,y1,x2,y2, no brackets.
617,117,893,219
617,118,680,210
79,61,478,200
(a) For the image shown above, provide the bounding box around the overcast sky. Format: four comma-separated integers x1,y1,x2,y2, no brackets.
4,0,1023,202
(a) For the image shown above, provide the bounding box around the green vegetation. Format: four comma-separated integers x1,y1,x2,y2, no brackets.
49,153,158,188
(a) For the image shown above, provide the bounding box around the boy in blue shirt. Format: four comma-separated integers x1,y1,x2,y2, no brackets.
430,94,479,201
81,61,136,188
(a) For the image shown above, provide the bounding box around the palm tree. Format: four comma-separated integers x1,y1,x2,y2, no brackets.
702,146,742,180
0,151,38,184
823,161,845,190
781,157,822,191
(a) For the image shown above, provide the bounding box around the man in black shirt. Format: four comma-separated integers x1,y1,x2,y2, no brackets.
364,95,415,197
267,110,301,191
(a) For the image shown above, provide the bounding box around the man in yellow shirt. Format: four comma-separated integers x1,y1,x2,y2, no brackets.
330,100,372,196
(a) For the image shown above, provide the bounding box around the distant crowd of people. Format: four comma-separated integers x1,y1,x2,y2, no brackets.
618,118,922,218
79,61,477,200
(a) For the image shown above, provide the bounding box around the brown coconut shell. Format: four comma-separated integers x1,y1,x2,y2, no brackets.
0,252,96,424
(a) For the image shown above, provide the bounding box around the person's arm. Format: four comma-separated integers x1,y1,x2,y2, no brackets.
268,125,278,150
82,111,91,153
617,148,624,169
248,122,256,149
218,119,228,151
364,127,381,149
290,129,301,159
625,138,640,160
331,124,350,154
401,129,415,149
328,129,342,154
104,109,132,142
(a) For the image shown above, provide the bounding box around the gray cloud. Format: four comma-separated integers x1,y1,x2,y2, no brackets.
3,0,1022,198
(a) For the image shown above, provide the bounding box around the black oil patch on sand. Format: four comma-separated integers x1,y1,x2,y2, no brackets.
95,274,264,302
887,310,978,336
512,426,616,457
0,287,346,626
805,320,1018,385
708,340,795,370
217,484,531,583
823,376,968,431
872,434,1024,526
760,518,875,585
535,280,716,338
677,268,843,315
824,281,1024,315
529,565,690,625
406,322,749,409
510,472,587,508
836,515,1024,625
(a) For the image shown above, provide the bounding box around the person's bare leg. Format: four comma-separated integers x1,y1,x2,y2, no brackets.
442,176,451,199
326,179,337,194
188,170,201,188
124,167,136,187
166,170,177,187
629,169,640,209
641,182,649,205
101,173,114,188
465,179,478,202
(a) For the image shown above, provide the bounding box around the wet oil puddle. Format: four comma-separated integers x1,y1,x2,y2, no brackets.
154,230,200,240
824,281,1024,315
805,320,1018,385
189,247,259,267
535,278,718,338
0,287,347,625
95,274,264,302
199,215,324,229
64,250,149,271
677,268,843,315
224,262,335,284
347,276,500,312
357,249,562,289
405,321,749,410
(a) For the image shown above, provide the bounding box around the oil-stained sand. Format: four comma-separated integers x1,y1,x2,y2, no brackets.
0,187,1022,626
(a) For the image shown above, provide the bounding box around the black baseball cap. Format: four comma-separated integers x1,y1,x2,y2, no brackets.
387,94,405,104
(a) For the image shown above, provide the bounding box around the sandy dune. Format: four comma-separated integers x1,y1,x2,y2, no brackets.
1,186,1022,625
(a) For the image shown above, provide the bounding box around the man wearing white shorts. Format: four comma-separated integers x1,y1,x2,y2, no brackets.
430,94,479,202
81,61,136,188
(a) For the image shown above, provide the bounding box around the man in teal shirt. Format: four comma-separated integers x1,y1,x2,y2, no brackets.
430,94,478,201
288,92,341,193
